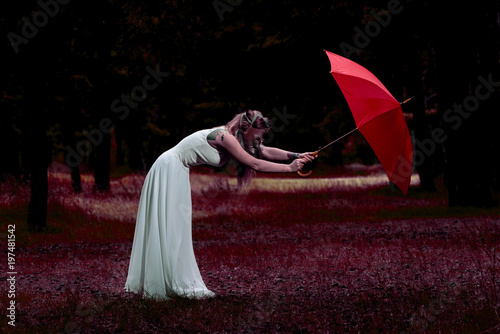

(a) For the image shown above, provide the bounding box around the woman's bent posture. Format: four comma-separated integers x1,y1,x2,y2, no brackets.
125,110,314,299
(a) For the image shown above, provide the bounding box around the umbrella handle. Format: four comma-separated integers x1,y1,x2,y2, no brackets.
296,151,319,178
297,170,313,178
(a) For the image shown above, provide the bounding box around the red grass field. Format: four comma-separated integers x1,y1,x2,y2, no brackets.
1,164,499,333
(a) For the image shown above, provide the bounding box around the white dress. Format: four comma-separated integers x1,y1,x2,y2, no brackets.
125,128,229,299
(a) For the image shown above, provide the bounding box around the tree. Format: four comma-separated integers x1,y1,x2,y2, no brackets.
430,2,500,207
25,78,50,230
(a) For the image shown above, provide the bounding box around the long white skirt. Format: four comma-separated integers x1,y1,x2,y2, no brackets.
124,151,215,299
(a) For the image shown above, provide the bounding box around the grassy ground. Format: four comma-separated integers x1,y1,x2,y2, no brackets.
0,166,499,333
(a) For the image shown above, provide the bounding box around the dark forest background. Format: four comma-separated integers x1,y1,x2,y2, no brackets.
1,1,499,229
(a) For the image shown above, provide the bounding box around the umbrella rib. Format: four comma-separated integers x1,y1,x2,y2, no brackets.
330,72,398,103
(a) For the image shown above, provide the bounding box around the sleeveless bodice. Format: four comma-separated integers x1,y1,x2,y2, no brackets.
170,128,229,168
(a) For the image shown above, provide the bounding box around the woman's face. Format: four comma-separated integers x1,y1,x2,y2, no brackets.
243,127,266,151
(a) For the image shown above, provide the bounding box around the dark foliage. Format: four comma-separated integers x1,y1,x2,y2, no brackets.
0,1,499,226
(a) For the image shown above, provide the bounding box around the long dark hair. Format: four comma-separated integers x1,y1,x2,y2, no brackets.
225,109,270,190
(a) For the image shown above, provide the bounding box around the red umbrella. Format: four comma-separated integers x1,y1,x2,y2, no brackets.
300,51,413,195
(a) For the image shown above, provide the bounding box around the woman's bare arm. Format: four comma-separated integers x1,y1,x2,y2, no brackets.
213,133,308,173
261,145,316,162
261,146,299,161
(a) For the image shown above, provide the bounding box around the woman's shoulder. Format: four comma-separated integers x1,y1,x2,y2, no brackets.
207,126,231,141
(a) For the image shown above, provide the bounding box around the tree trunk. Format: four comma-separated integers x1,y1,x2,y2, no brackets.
94,133,111,191
430,2,499,207
26,86,48,231
0,104,20,181
63,112,82,193
405,56,437,192
27,152,48,231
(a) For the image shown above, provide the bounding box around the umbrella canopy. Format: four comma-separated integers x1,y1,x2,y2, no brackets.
325,50,413,195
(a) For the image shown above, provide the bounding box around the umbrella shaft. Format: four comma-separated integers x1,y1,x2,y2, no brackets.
317,127,359,153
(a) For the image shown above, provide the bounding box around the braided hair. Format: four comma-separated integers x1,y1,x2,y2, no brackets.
225,109,270,190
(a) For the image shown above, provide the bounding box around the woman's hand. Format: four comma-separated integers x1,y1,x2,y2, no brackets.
298,152,318,160
289,157,310,172
290,153,318,175
288,153,316,172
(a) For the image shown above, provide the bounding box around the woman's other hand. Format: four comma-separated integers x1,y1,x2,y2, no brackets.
289,158,310,172
298,152,317,161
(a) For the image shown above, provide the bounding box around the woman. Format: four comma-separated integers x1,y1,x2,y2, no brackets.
125,109,315,299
